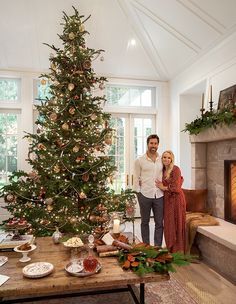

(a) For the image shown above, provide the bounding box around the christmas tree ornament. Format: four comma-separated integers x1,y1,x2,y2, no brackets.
50,63,56,70
70,216,77,224
52,227,62,244
5,193,15,203
53,164,60,173
90,113,97,120
76,156,85,162
37,143,46,150
79,191,87,199
74,95,79,100
104,135,112,145
62,123,69,130
79,24,85,32
82,173,89,182
99,82,105,90
47,205,53,212
72,145,79,153
83,60,91,69
68,32,75,40
45,198,53,205
50,113,58,121
68,83,75,91
40,79,47,85
69,107,75,115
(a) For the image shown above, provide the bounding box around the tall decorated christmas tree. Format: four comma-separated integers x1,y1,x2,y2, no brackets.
1,7,134,236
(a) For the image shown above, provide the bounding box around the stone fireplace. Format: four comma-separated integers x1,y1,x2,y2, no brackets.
224,160,236,224
190,124,236,221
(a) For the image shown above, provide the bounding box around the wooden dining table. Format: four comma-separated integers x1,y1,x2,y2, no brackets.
0,236,169,304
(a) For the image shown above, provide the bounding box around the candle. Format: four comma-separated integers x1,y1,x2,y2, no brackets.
113,219,120,234
209,85,212,102
201,93,204,109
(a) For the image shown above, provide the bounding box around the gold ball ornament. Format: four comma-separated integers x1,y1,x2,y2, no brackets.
72,145,80,153
90,113,97,121
89,215,97,222
68,32,75,40
79,24,85,32
50,63,56,70
62,123,69,131
50,112,57,121
47,205,53,212
45,198,53,205
68,83,75,91
70,216,77,224
79,191,87,199
40,79,47,85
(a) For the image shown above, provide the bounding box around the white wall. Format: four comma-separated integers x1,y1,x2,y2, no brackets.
179,95,201,188
170,31,236,188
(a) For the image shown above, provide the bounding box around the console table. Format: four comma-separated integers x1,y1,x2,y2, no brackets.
0,237,169,304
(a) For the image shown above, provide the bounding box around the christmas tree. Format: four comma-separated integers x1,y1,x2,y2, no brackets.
1,7,134,236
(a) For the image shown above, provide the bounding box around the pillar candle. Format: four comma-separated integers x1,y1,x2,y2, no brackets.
113,219,120,233
201,93,204,109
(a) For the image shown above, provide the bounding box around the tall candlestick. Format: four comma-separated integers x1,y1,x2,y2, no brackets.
209,85,212,102
113,219,120,234
201,93,204,109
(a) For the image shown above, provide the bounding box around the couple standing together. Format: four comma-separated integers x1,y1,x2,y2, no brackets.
133,134,186,253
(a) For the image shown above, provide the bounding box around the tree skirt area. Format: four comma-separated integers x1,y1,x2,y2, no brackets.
9,274,198,304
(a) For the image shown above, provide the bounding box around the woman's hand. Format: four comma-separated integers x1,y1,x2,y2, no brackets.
155,180,168,191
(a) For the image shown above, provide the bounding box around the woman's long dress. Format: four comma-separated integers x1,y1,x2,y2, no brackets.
163,165,186,253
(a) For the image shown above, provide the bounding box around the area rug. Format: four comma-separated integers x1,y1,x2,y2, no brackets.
9,274,198,304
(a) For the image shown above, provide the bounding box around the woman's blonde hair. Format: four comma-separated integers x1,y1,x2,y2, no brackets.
162,150,175,179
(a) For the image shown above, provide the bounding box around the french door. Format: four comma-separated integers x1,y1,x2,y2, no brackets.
108,113,156,215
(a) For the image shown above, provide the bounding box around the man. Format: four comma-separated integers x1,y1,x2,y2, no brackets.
133,134,163,246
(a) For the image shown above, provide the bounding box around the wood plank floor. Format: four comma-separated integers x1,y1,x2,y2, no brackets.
126,219,236,304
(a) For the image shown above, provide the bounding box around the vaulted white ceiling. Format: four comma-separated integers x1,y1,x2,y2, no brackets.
0,0,236,81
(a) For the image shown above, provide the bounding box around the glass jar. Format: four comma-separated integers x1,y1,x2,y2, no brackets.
109,211,126,234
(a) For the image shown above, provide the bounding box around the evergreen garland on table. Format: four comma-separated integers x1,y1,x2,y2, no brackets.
119,244,192,276
0,7,135,236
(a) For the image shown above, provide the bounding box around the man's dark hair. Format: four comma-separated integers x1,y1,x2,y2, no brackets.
147,134,159,145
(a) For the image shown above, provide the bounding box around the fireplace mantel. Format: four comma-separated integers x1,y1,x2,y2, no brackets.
190,124,236,143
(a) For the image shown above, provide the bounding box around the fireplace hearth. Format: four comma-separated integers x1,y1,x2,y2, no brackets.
225,160,236,224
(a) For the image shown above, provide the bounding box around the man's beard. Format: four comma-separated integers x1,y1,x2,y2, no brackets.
149,147,157,153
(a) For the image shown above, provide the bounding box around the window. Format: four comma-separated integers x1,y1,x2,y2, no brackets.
106,85,155,107
0,78,20,102
33,79,52,104
0,113,18,187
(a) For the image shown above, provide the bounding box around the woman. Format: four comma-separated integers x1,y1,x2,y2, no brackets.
156,150,186,253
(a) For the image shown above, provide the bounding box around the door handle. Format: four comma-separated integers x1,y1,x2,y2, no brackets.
126,174,129,186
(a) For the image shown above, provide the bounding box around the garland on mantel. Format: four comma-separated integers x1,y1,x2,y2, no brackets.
183,106,236,135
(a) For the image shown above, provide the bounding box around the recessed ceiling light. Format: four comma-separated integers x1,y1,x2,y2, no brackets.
130,39,136,46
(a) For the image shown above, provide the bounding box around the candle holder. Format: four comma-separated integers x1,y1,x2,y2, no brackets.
209,100,214,112
200,107,205,118
108,211,126,237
